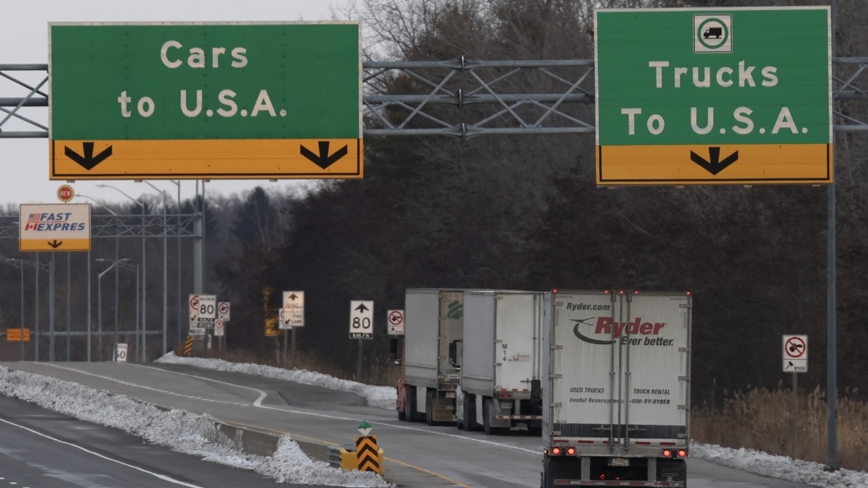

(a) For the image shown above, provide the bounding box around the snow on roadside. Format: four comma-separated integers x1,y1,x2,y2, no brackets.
156,353,396,410
691,442,868,488
154,355,868,487
0,366,393,487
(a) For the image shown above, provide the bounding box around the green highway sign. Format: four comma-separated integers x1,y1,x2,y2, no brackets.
49,22,362,179
595,7,832,185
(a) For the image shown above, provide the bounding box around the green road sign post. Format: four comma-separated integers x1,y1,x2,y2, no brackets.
49,22,362,179
594,7,832,185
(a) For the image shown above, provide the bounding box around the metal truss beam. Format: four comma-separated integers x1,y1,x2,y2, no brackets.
3,58,868,138
0,214,200,239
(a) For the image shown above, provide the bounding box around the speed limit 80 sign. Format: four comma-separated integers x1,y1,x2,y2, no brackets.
349,300,374,339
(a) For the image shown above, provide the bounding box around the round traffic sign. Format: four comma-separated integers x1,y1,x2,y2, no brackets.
388,310,404,326
57,184,75,203
784,337,806,359
190,295,199,309
219,302,230,315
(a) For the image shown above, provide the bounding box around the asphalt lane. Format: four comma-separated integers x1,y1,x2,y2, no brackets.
0,393,333,488
0,362,811,488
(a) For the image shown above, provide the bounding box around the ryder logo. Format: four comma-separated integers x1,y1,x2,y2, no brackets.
571,316,669,346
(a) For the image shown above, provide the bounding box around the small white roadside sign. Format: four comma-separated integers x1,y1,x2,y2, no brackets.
350,300,374,339
214,319,225,337
783,334,808,373
198,295,217,319
387,309,404,336
116,343,127,362
218,302,231,321
281,291,304,329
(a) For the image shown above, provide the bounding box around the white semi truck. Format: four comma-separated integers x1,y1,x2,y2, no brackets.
397,288,464,425
455,290,545,434
541,290,691,487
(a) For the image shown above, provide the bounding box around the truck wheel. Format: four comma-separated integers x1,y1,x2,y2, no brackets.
426,389,436,426
398,409,406,421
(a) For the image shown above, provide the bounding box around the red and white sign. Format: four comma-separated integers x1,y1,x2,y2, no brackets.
189,294,200,323
218,302,231,321
782,334,808,373
387,309,404,336
214,319,225,337
57,184,75,203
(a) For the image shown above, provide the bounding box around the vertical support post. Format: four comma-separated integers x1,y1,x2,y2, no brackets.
283,329,288,369
50,253,55,362
135,263,140,362
114,234,119,361
35,252,40,362
827,0,839,471
98,272,102,362
176,183,182,348
66,252,71,361
201,180,206,294
292,326,297,369
357,339,363,381
87,250,91,362
163,196,168,356
792,372,798,460
142,211,147,362
19,260,24,361
193,181,203,294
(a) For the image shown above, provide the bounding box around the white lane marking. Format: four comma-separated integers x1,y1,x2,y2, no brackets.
0,416,201,488
41,363,251,408
41,363,537,455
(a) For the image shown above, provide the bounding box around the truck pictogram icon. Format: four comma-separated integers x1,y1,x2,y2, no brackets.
703,27,722,39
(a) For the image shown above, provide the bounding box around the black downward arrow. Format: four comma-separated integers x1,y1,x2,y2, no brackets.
355,303,369,313
48,240,62,249
300,141,348,169
64,142,113,170
690,147,739,175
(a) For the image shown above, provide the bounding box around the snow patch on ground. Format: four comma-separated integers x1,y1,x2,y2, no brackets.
156,353,396,410
0,366,393,487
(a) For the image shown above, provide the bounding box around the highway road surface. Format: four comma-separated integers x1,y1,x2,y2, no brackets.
0,392,334,488
0,361,811,488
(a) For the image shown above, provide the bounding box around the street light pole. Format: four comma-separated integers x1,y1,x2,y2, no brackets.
97,258,130,362
143,181,169,356
98,184,146,362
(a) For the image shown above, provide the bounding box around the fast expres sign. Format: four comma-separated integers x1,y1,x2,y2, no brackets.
49,22,362,179
19,204,91,252
594,7,832,185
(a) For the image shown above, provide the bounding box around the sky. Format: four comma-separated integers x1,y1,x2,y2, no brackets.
3,354,868,487
1,0,352,208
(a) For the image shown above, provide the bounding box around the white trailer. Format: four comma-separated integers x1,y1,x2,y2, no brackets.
541,290,691,488
456,290,544,434
398,288,464,425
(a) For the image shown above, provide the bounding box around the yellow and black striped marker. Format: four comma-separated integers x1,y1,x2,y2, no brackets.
184,336,193,357
355,435,382,474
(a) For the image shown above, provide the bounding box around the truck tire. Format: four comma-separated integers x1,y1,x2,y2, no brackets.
405,385,418,422
398,409,406,421
426,389,437,426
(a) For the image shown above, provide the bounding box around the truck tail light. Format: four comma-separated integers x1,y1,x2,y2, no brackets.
567,447,576,456
662,449,673,458
677,449,688,458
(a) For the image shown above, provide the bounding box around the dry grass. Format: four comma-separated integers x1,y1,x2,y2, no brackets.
692,382,868,471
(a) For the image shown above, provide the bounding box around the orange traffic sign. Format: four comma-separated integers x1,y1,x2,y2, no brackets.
6,328,31,342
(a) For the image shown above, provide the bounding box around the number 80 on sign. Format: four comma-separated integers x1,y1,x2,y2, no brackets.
349,300,374,339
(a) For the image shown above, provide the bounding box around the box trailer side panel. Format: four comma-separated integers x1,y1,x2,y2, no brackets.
495,292,542,391
461,291,496,395
438,290,465,384
404,289,441,388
